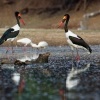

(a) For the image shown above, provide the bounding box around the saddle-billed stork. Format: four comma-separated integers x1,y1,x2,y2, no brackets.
0,11,25,53
58,14,92,61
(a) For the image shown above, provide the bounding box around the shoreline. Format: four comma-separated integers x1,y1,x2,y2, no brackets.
0,29,100,46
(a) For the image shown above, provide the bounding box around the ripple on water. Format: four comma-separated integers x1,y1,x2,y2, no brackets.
0,46,100,100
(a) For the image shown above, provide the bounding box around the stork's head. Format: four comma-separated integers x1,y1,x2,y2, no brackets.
15,11,25,25
58,14,70,27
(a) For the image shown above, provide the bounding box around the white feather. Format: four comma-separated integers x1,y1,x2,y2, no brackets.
31,41,48,48
65,30,78,39
17,38,32,46
11,24,20,31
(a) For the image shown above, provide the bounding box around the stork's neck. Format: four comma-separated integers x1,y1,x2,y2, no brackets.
30,42,38,48
16,16,20,26
11,24,20,31
64,17,69,32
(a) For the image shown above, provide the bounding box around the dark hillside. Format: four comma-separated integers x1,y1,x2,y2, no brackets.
0,0,100,29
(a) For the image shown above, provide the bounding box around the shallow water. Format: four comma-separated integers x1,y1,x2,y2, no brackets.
0,45,100,100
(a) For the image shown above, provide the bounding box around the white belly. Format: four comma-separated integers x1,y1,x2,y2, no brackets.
7,37,16,41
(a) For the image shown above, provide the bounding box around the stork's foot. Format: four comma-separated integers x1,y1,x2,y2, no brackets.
75,55,80,62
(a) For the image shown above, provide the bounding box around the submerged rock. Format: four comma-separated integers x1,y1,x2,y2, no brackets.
0,52,50,65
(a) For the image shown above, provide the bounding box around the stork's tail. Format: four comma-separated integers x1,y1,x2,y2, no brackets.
87,45,92,54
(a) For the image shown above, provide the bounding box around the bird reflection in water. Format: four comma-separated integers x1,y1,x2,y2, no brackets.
0,64,25,100
66,63,90,90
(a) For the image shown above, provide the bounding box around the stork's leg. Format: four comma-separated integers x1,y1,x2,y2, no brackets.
74,48,80,67
75,48,80,61
39,48,43,53
11,41,14,53
71,46,75,67
6,47,10,54
22,44,28,53
15,41,18,48
71,46,74,58
6,42,11,54
71,49,74,60
23,46,26,52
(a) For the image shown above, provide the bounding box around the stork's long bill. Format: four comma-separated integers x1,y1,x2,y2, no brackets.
18,13,25,25
58,15,67,27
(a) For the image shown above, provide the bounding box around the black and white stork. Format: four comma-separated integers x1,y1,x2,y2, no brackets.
58,14,92,61
0,11,25,53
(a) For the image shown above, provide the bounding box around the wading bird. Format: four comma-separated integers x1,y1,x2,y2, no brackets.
17,38,32,47
17,38,32,52
0,11,25,53
17,38,48,48
31,41,48,53
17,38,48,53
31,41,48,49
58,14,92,61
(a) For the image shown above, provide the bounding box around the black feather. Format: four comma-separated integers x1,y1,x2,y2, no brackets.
0,38,5,45
0,28,19,45
69,36,92,53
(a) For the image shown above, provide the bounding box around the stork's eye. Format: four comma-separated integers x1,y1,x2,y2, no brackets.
63,16,67,20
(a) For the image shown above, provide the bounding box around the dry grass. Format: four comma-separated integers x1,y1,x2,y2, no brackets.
0,28,100,46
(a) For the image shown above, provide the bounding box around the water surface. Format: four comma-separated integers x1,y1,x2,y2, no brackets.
0,45,100,100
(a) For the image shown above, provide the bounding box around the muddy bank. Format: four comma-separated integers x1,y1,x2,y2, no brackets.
0,29,100,46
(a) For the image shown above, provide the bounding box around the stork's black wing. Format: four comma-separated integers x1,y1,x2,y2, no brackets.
69,36,92,53
0,28,19,45
1,28,19,40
